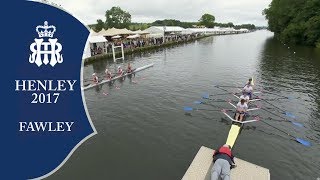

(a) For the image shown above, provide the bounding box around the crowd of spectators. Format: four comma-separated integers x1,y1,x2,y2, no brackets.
90,34,199,56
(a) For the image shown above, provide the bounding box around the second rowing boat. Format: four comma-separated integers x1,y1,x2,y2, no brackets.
82,63,154,91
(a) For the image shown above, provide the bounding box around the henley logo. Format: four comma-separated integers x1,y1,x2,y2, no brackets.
29,21,63,67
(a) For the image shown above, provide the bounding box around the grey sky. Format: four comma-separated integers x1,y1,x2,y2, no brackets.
49,0,271,26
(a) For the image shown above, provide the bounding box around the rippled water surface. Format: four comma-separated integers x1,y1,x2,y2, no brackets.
48,30,320,180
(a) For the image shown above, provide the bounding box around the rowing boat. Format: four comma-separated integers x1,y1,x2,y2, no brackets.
82,63,154,91
224,84,260,148
223,107,259,148
188,80,311,147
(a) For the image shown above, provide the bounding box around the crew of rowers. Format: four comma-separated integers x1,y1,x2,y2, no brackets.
92,63,134,83
235,78,254,121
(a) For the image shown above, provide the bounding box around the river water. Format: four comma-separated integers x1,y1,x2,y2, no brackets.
48,30,320,180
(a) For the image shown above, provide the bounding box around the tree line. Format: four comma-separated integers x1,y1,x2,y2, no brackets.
92,6,256,32
263,0,320,47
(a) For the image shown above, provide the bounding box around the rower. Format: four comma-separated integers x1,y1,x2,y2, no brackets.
242,83,253,100
117,66,124,76
239,93,250,104
105,68,112,80
246,78,254,86
127,63,133,73
92,73,98,84
235,98,248,121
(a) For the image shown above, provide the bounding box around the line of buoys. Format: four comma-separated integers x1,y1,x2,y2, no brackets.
282,42,296,54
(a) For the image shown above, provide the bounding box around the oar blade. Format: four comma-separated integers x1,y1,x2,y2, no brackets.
285,112,296,119
194,101,203,104
184,107,193,111
291,121,304,128
202,93,209,99
296,138,311,147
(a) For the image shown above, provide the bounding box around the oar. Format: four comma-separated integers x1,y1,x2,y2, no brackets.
262,97,291,101
202,93,235,101
209,92,236,96
259,119,311,146
83,80,101,87
214,85,243,88
261,90,293,100
83,74,117,83
184,107,233,112
202,93,210,99
262,99,296,119
194,101,206,104
198,96,228,102
265,117,303,127
194,100,226,104
215,86,231,93
193,101,225,109
261,107,303,127
216,85,263,93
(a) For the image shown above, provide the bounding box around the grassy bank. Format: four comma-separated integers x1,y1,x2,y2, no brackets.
83,34,213,65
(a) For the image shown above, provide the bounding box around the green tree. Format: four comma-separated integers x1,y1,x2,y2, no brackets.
95,19,105,32
105,6,131,28
227,22,234,27
151,19,196,28
199,14,215,28
263,0,320,47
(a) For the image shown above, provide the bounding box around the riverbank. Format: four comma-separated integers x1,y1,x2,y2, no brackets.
84,30,259,65
84,34,215,65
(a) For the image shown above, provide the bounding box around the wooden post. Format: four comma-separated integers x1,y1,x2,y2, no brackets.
121,43,124,60
112,44,116,62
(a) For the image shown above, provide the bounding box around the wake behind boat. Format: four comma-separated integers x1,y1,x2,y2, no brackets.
82,63,154,91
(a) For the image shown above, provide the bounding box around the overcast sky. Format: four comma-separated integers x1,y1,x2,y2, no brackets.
49,0,271,26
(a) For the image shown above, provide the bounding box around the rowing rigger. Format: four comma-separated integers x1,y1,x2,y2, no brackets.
82,63,154,91
223,100,261,148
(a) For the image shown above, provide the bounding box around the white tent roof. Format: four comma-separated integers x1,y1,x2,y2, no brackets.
118,28,135,35
144,26,185,34
98,28,134,36
166,26,184,32
97,29,109,36
88,35,107,43
132,29,149,35
144,26,164,34
237,28,249,32
146,33,163,38
111,35,122,39
127,34,140,39
181,29,195,34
